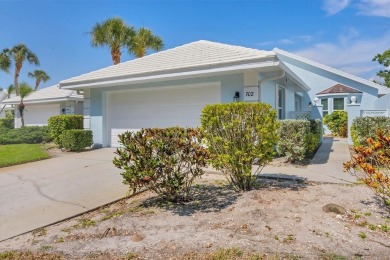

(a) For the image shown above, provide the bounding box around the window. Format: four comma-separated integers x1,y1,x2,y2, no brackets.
321,98,328,116
277,86,285,119
333,98,344,110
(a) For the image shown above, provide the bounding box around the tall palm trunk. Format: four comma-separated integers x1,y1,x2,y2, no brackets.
111,48,121,65
18,103,25,127
14,62,22,96
34,80,41,91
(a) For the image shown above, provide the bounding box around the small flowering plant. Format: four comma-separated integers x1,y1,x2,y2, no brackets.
344,131,390,211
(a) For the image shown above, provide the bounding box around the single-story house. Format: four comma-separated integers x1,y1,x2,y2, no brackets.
59,40,390,147
1,85,83,127
0,90,12,119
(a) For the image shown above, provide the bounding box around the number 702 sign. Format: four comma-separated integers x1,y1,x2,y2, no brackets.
244,86,259,101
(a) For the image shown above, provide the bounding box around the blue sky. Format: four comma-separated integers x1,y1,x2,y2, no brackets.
0,0,389,90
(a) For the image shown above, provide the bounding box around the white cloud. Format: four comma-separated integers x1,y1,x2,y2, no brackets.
356,0,390,17
294,32,390,79
278,39,295,45
322,0,351,15
257,35,313,47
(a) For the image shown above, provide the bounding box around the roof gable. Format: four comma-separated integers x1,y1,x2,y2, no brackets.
274,48,390,96
60,40,275,87
317,84,362,95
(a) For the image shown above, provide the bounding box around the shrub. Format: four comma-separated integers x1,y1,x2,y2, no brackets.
201,102,279,191
0,118,14,129
113,127,209,202
0,126,52,144
277,119,321,163
344,131,390,211
323,111,348,137
351,116,390,147
308,119,322,155
48,115,83,147
62,130,93,151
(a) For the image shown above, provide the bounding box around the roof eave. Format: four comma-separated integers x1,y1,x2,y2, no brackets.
60,60,280,90
2,96,83,105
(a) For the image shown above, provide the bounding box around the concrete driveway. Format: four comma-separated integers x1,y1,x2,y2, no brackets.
0,148,128,241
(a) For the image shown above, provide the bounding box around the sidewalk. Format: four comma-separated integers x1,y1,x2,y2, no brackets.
260,137,357,184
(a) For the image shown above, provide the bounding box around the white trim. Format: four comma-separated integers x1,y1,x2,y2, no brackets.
316,93,362,97
60,61,279,90
2,97,83,105
104,81,221,94
274,48,390,95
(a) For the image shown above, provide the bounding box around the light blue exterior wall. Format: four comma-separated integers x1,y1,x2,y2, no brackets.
374,94,390,110
277,55,379,111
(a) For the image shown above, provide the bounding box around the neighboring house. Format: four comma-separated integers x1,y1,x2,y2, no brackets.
0,90,13,119
1,85,83,127
59,40,389,147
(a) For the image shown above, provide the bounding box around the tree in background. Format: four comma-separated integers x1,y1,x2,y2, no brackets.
17,82,33,127
90,17,135,65
127,27,164,58
0,49,11,73
373,49,390,88
28,70,50,91
4,44,40,96
6,84,14,97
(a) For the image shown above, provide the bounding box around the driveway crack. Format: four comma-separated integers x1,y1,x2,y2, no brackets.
15,175,88,210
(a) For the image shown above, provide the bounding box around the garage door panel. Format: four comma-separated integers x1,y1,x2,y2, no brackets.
108,84,220,147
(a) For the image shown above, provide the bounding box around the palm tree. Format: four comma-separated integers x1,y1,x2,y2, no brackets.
127,27,164,58
8,44,39,96
17,82,33,127
7,84,15,97
28,70,50,91
0,49,11,73
90,17,135,65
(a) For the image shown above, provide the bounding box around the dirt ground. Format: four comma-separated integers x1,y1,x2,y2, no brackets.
0,173,389,260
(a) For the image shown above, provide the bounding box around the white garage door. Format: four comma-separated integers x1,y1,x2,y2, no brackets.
24,104,60,126
107,83,221,147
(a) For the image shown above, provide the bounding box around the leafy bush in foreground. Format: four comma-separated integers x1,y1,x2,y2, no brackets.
113,127,209,202
351,116,390,147
344,131,390,211
324,111,347,137
0,126,51,144
62,130,93,151
201,102,279,191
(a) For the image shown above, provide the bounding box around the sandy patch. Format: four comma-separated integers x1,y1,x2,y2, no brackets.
0,175,389,259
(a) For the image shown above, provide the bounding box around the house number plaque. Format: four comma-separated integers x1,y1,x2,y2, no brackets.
244,86,259,102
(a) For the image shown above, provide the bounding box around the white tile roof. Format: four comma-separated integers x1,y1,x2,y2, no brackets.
2,85,83,105
60,40,275,86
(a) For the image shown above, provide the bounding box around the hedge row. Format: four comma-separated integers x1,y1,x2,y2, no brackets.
276,119,321,162
0,126,52,145
351,116,390,147
48,115,83,147
62,130,93,151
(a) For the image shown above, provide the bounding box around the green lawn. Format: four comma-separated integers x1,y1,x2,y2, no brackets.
0,144,49,168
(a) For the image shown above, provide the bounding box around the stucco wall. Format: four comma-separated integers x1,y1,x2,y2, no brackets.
277,55,379,111
374,94,390,110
